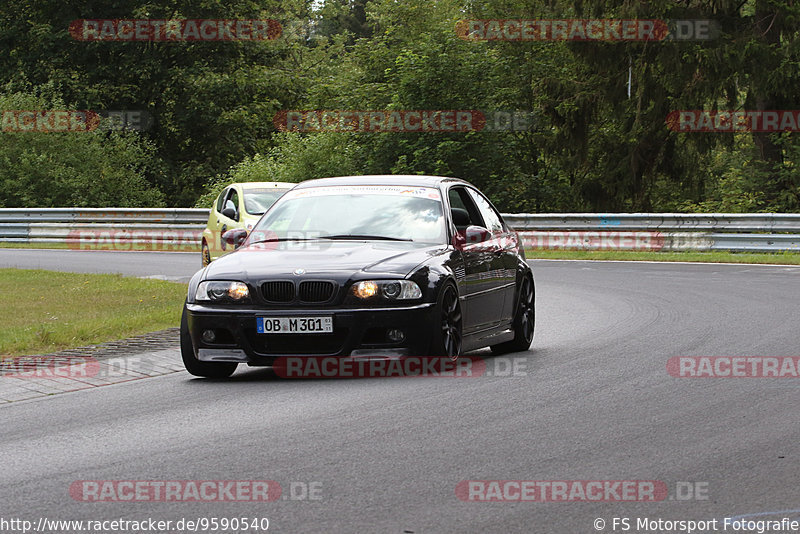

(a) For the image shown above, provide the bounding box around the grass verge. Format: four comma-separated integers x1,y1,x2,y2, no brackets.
0,268,187,357
0,242,71,249
525,249,800,264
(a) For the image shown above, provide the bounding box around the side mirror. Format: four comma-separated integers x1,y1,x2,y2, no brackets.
453,225,493,251
464,225,492,246
222,228,248,249
221,207,237,220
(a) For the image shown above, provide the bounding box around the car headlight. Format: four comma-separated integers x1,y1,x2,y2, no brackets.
351,280,422,300
195,281,250,302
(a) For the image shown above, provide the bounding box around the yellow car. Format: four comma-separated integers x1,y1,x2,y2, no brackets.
201,181,295,266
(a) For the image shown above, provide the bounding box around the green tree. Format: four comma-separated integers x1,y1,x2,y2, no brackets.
0,90,166,207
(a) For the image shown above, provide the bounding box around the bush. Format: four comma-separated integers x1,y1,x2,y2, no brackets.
0,90,166,207
681,137,800,213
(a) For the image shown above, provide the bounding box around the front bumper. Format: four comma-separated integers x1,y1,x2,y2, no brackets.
185,302,437,365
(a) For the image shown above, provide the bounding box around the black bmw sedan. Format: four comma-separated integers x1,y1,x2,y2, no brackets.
181,175,535,378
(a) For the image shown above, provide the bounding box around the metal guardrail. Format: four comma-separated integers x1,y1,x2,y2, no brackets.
0,208,798,253
0,208,208,224
505,213,800,252
503,213,800,233
0,209,207,246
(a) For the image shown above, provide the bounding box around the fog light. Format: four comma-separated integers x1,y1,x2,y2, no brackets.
387,329,405,342
202,329,216,343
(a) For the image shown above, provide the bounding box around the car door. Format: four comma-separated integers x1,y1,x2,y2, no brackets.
466,187,517,323
448,186,504,332
217,187,241,254
205,188,227,256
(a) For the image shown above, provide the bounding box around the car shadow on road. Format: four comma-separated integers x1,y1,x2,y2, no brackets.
187,348,539,383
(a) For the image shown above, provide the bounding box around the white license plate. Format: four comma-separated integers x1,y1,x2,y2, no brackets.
257,316,333,334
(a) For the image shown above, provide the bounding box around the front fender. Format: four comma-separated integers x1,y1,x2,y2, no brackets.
186,268,208,304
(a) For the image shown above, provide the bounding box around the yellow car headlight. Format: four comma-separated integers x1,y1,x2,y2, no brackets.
195,281,251,302
351,280,422,300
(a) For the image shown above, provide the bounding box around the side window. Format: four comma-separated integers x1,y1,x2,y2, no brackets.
216,188,228,213
467,189,504,233
448,187,484,229
448,188,467,211
228,189,240,221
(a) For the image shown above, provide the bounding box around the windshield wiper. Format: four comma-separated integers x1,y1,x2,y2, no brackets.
322,234,413,242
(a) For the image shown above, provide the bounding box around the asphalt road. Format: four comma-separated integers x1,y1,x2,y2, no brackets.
0,249,201,282
2,251,800,533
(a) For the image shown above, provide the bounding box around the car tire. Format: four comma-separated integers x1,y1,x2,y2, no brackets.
180,305,237,378
430,282,463,360
201,241,211,267
491,275,535,355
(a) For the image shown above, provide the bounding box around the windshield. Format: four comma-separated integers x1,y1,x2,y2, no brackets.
242,188,290,215
250,185,446,243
